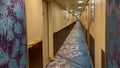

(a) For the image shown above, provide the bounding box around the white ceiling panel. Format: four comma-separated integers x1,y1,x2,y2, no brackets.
54,0,88,14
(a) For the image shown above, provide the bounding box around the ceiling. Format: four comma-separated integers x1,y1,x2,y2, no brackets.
54,0,88,15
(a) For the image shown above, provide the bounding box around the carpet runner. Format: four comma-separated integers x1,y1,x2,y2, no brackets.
47,21,93,68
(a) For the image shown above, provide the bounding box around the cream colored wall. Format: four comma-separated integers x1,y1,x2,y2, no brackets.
26,0,74,45
80,6,89,30
68,14,75,24
94,0,106,67
26,0,75,67
101,0,106,52
25,0,43,47
94,0,102,67
48,1,54,60
52,2,74,32
42,1,50,68
80,0,106,68
80,3,96,38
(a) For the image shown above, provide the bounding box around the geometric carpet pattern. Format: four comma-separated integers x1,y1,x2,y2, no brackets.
47,21,93,68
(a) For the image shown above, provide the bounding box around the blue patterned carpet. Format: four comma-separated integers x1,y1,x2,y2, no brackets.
47,21,93,68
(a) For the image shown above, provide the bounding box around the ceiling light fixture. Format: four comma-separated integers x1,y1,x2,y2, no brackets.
91,0,94,4
78,6,82,9
91,5,94,9
70,10,73,12
74,13,78,16
78,1,83,3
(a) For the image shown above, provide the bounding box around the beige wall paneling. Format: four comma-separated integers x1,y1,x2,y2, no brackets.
94,0,106,68
87,3,91,50
25,0,43,67
80,0,106,68
42,1,50,68
26,0,43,47
101,0,106,53
52,2,67,32
101,0,106,67
94,0,102,68
46,0,75,62
48,1,54,61
52,1,75,33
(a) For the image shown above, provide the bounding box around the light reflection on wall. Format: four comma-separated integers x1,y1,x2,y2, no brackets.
90,0,95,21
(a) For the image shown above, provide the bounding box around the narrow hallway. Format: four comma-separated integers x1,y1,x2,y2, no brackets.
0,0,119,68
47,21,92,68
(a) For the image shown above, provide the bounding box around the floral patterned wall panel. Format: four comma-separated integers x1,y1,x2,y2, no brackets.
106,0,120,68
0,0,28,68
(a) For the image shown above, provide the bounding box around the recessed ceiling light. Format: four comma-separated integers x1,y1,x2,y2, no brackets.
70,10,73,12
78,7,82,9
91,5,94,9
74,13,78,16
91,0,94,4
78,1,83,3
